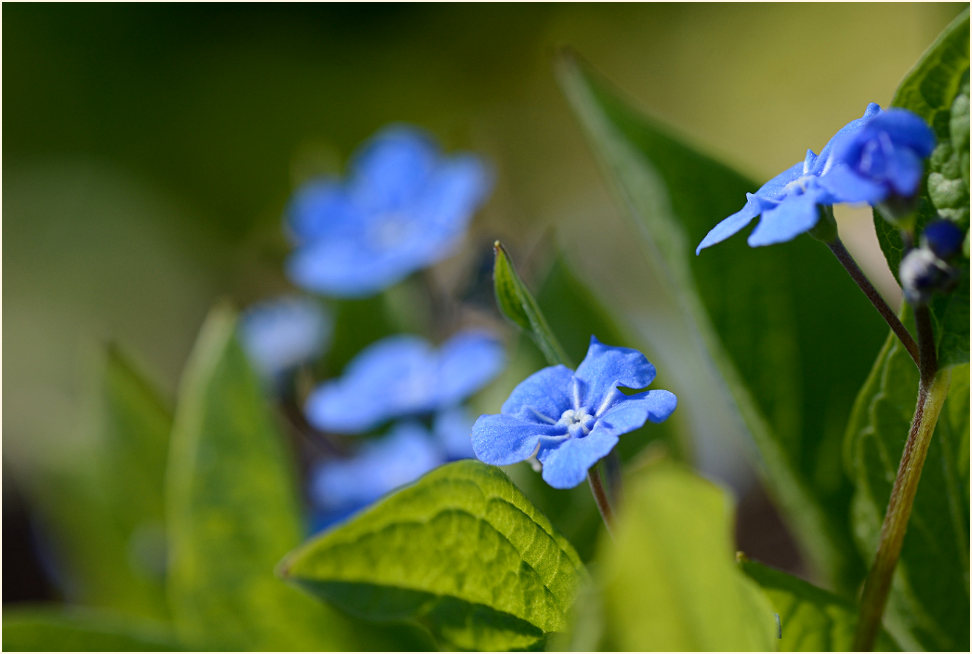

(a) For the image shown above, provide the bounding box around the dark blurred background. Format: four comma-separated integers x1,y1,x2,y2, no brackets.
4,3,963,604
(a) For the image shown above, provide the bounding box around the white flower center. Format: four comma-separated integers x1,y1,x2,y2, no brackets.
557,408,595,438
782,174,817,196
368,212,415,250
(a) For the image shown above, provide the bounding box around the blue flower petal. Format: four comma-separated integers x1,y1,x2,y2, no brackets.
756,161,807,201
239,295,331,382
818,163,887,205
349,127,440,211
618,389,679,424
416,155,493,232
434,407,476,460
696,194,762,254
436,330,505,406
500,364,575,423
310,422,443,513
285,179,360,244
574,336,656,413
697,161,807,254
286,239,409,298
304,336,434,433
747,189,824,247
471,413,564,466
537,428,618,489
816,102,882,170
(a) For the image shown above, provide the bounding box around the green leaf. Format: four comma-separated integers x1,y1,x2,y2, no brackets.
493,241,572,367
16,347,172,619
565,462,778,651
844,321,970,651
739,558,900,651
875,8,970,366
558,53,883,588
280,459,586,651
1,607,179,651
165,303,373,650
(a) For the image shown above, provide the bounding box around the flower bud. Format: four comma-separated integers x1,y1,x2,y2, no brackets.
920,219,966,261
899,247,957,305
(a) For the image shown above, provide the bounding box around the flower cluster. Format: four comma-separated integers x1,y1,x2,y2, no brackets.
696,103,935,253
238,125,501,531
472,336,677,489
240,295,332,384
306,332,504,527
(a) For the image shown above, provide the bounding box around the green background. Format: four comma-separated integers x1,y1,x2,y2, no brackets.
3,2,964,602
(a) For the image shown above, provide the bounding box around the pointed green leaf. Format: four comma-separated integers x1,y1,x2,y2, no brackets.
492,241,572,367
565,462,778,651
739,558,900,651
874,8,969,367
1,607,179,652
280,460,586,651
845,319,970,651
165,303,374,650
558,54,882,588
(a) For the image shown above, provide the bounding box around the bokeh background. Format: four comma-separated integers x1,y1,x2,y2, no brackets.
4,2,965,604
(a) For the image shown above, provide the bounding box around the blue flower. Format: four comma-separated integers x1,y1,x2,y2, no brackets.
308,422,443,528
307,411,476,531
819,108,935,205
286,126,492,297
696,103,883,254
471,336,677,489
239,295,331,382
305,329,504,434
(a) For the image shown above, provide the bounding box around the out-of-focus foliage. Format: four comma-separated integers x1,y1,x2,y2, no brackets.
1,608,179,652
740,559,900,652
560,462,778,651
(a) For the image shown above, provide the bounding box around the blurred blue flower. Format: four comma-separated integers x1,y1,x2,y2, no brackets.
434,407,476,460
305,329,504,433
471,336,677,489
696,103,882,253
308,422,442,529
308,411,476,531
239,295,331,382
286,126,492,297
819,107,935,205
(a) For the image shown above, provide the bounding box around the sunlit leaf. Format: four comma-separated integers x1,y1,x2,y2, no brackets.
280,460,586,651
564,462,778,651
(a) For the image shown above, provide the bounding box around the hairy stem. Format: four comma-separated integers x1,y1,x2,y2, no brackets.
853,353,949,650
588,465,614,536
827,238,920,368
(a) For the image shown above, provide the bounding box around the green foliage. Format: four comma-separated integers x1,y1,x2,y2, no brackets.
558,54,882,588
1,608,178,652
16,347,172,619
740,559,900,651
875,8,970,367
493,241,572,366
280,460,586,651
164,304,366,650
844,321,970,651
562,462,778,651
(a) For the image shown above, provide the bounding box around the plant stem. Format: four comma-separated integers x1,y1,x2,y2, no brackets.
827,238,920,368
852,344,949,650
587,465,614,536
